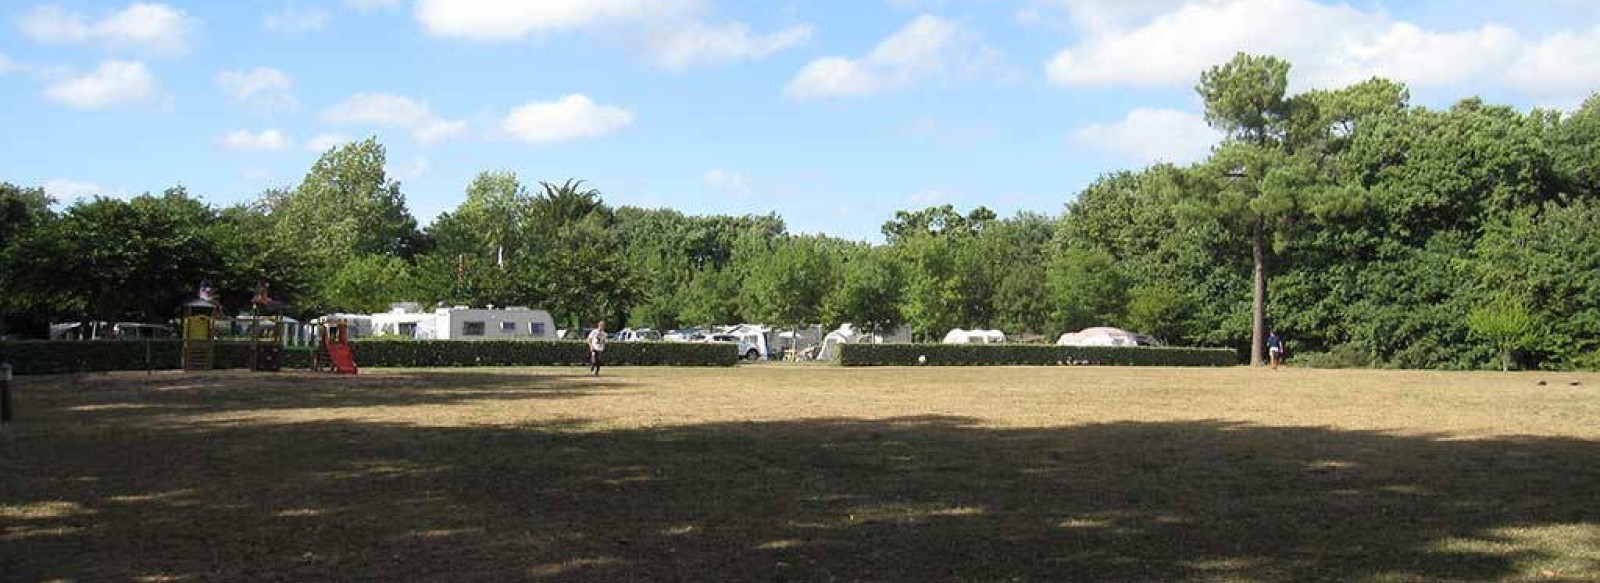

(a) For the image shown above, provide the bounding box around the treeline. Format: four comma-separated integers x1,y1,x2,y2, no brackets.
2,53,1598,369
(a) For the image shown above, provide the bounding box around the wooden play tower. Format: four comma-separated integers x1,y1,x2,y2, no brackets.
181,298,217,372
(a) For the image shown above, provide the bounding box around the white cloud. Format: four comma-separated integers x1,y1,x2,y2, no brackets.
647,21,812,71
786,58,885,99
219,129,292,151
414,0,697,40
703,168,752,197
321,93,467,144
243,167,274,181
1043,0,1524,92
1505,24,1600,99
1026,0,1194,31
785,14,994,99
388,156,430,181
906,189,956,206
346,0,402,11
18,3,197,55
305,133,354,152
0,54,13,74
501,94,635,144
43,178,117,203
1072,108,1219,164
43,60,163,109
263,6,330,32
216,67,297,112
1039,0,1600,104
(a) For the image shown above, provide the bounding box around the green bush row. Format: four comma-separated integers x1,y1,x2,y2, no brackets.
0,339,738,375
341,340,738,368
837,343,1239,367
0,340,258,375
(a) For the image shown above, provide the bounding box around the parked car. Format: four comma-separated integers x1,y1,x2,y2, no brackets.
617,328,662,342
663,328,707,342
708,333,766,361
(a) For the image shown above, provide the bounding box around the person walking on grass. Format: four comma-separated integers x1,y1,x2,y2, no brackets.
587,320,607,376
1268,330,1284,370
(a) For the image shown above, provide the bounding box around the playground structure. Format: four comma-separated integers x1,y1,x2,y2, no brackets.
180,298,217,372
320,320,359,375
248,285,287,372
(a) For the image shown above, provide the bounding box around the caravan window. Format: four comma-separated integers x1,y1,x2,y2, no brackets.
501,321,518,332
530,322,545,335
398,323,417,337
463,322,486,336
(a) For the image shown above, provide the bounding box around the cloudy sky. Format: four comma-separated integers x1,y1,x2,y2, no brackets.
2,0,1598,241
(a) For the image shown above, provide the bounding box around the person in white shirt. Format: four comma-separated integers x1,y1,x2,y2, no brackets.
586,320,607,376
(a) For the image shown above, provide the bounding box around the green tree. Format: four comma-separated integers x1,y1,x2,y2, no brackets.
7,189,226,325
1045,247,1128,332
1550,94,1600,198
1467,293,1537,371
984,212,1055,334
894,233,964,341
323,255,414,314
271,137,422,309
1474,200,1600,369
821,245,903,332
679,266,742,328
1125,284,1192,344
740,235,842,333
0,183,58,336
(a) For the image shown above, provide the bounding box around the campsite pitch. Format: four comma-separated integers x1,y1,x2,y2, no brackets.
2,366,1597,582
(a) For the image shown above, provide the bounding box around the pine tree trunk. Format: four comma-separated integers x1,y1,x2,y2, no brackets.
1252,215,1267,367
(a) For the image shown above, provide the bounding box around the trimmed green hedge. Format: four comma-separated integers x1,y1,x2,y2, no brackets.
838,343,1239,367
341,340,738,368
0,339,738,375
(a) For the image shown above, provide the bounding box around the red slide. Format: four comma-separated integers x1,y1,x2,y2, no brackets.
325,333,359,375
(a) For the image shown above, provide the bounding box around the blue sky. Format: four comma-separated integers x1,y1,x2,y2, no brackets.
2,0,1598,242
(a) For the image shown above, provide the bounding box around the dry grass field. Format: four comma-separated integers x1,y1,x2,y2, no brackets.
2,365,1597,582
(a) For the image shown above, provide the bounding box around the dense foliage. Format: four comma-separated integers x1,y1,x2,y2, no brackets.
344,340,737,368
0,339,737,374
3,54,1598,370
837,343,1238,367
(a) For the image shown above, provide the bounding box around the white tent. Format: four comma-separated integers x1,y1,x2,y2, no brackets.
816,324,862,361
943,328,1007,344
1057,327,1150,347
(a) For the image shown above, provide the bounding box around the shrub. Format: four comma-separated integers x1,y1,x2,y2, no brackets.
344,340,738,368
0,339,738,375
837,343,1238,367
1296,343,1373,369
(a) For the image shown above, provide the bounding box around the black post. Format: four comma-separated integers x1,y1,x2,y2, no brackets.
2,362,13,424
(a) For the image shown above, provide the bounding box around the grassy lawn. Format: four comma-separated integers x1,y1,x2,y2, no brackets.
2,365,1597,582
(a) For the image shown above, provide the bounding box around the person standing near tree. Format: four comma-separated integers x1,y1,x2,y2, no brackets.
1267,330,1284,370
587,320,607,376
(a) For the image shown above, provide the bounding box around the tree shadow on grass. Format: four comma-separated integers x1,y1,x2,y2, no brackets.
2,385,1597,582
12,369,617,424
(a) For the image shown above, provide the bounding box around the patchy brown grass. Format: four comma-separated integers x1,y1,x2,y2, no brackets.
2,365,1597,582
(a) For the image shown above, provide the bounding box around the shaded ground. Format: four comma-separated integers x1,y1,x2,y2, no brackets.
1,366,1597,582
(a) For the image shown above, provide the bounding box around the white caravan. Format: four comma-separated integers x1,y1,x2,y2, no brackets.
433,306,556,340
943,328,1007,344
